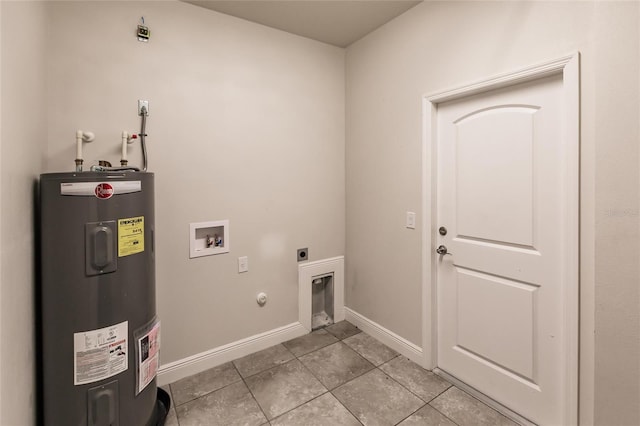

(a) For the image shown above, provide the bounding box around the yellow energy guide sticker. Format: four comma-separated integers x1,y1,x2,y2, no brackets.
118,216,144,257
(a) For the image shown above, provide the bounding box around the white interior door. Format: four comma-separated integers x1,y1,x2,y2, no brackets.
435,73,575,425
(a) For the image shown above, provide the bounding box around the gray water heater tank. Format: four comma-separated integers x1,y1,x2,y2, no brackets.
40,171,160,426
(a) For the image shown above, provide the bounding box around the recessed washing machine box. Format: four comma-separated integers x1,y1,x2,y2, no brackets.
189,220,229,258
311,273,334,330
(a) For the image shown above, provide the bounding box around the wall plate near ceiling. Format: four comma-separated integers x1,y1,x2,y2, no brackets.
137,17,150,42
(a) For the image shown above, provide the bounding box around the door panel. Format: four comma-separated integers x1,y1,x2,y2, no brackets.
456,106,536,247
456,268,537,381
436,75,566,425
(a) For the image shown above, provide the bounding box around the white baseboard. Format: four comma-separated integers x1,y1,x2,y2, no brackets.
157,322,308,386
344,307,424,367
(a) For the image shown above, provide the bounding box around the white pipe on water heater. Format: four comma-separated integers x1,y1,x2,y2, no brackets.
121,131,129,165
76,130,83,160
75,130,94,172
121,131,138,166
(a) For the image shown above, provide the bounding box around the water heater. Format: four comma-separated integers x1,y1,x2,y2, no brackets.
40,171,161,425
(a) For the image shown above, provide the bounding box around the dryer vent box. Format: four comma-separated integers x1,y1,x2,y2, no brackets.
311,274,334,330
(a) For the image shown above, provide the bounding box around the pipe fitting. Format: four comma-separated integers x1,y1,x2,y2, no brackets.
75,130,94,172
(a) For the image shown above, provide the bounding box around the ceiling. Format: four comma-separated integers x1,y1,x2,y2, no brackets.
182,1,422,48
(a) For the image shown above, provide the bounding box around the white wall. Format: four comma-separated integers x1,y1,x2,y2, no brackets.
0,1,48,424
2,1,638,424
44,1,345,364
1,1,344,421
1,3,3,419
345,1,639,424
592,3,640,424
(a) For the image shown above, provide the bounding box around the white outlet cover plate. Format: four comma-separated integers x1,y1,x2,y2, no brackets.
406,211,416,229
238,256,249,273
138,99,149,115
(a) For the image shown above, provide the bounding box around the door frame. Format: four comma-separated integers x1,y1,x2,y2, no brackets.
421,53,580,425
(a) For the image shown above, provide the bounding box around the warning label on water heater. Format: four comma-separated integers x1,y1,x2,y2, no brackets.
136,320,160,395
73,321,128,386
118,216,144,257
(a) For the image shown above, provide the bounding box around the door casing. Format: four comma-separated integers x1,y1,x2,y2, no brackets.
421,53,580,425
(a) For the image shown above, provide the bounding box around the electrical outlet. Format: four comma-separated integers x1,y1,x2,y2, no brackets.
297,248,308,262
238,256,249,273
138,100,149,116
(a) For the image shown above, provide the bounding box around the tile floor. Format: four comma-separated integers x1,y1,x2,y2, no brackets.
162,321,520,426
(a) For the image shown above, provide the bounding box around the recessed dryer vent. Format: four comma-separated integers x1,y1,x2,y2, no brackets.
189,220,229,258
299,256,344,332
311,274,334,330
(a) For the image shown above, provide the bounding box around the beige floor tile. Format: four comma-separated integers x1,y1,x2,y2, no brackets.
343,332,398,366
379,356,451,402
299,341,374,389
233,344,295,378
430,387,519,426
159,386,179,426
245,359,327,419
170,361,241,406
168,330,523,426
333,369,424,426
398,404,456,426
176,381,267,426
283,329,338,356
325,320,362,339
271,393,360,426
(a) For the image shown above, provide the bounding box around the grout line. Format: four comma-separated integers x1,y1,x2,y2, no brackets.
393,403,427,426
337,397,366,425
232,359,271,424
376,364,428,403
433,370,528,425
428,402,463,426
281,342,296,358
269,391,332,423
237,338,337,422
430,383,454,402
377,354,403,368
329,387,365,426
164,384,181,426
295,335,376,391
427,386,463,426
170,322,382,425
295,346,334,387
285,336,340,358
170,372,244,408
376,358,451,405
235,348,297,380
384,365,463,426
296,322,365,424
329,325,399,425
235,334,347,421
169,376,246,424
369,356,460,425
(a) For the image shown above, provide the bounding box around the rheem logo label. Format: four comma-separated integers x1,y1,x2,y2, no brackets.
95,183,114,199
